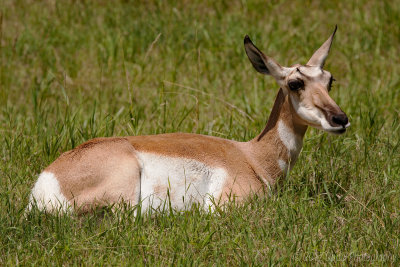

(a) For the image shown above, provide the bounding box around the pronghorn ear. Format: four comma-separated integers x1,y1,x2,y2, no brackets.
244,35,284,79
307,25,337,68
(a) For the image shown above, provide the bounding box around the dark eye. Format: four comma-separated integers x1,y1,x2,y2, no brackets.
288,80,304,91
328,76,335,91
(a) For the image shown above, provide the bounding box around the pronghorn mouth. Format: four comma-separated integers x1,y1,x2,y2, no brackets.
328,122,350,134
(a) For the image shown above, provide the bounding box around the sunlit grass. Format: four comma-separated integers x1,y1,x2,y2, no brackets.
1,0,399,265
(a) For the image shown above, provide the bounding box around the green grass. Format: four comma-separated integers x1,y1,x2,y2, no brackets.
1,0,400,265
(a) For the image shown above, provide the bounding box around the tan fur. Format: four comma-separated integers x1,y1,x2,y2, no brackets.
126,134,264,198
311,84,344,118
41,90,305,212
241,92,307,186
32,28,348,213
257,88,286,141
45,138,141,212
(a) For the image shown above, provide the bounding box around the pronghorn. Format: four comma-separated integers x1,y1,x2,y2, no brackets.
28,27,349,214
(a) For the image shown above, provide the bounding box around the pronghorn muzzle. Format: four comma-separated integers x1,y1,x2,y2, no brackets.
324,107,350,133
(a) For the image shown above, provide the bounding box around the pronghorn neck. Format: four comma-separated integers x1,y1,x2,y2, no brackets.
245,88,308,185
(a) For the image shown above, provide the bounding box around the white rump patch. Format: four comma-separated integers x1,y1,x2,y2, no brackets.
137,153,227,213
27,172,70,212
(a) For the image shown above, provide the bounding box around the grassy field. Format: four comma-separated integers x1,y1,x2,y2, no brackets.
1,0,400,265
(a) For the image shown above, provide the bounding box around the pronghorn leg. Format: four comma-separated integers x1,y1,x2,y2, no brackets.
28,138,142,213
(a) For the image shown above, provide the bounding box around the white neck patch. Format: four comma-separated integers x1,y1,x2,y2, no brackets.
277,120,303,160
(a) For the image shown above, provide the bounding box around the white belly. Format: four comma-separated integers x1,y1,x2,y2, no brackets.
137,152,227,212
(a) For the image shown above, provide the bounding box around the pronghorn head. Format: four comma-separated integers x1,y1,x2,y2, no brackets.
244,26,350,134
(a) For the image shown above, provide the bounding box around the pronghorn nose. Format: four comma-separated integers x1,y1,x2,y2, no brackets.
332,113,348,127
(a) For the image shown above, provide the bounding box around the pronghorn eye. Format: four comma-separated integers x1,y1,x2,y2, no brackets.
328,76,335,91
288,79,304,91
